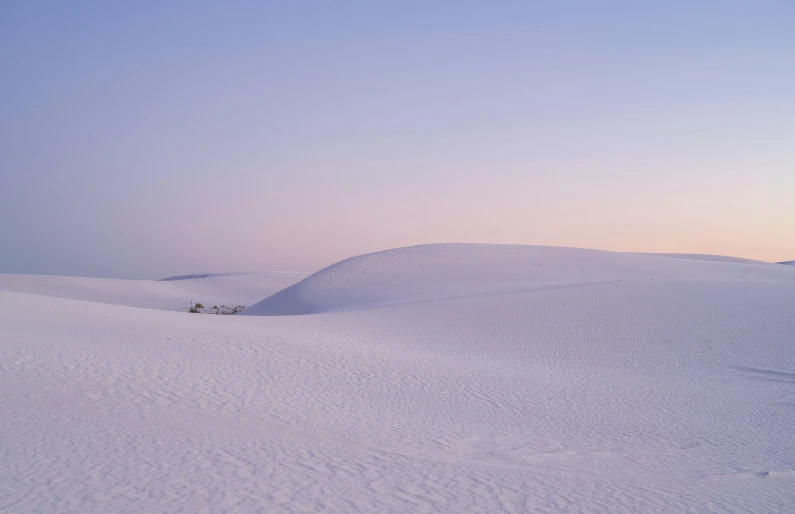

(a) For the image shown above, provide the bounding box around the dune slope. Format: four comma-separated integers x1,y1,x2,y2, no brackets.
2,244,795,513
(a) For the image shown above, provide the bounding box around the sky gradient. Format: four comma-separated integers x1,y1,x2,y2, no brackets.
2,1,794,278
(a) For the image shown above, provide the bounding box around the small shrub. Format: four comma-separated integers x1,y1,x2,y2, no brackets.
189,306,199,313
195,303,204,309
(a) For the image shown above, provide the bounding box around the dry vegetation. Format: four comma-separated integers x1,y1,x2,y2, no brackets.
188,303,245,315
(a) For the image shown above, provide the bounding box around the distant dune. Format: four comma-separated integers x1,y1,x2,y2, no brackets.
780,260,795,266
0,271,307,311
158,272,260,281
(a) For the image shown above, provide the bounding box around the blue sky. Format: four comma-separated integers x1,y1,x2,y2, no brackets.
2,1,794,278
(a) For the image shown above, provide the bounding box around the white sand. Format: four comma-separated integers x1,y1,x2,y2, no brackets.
2,244,794,513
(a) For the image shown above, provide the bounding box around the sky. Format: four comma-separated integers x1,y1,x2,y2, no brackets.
1,1,794,278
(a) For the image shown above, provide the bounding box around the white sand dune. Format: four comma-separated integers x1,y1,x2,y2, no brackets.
2,244,795,513
244,243,794,315
0,271,307,312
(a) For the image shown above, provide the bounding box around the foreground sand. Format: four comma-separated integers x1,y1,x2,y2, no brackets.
2,244,794,513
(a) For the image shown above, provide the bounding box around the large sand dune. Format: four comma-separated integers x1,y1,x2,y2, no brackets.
244,243,794,315
2,244,795,513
